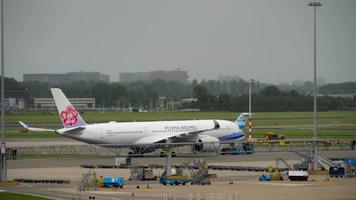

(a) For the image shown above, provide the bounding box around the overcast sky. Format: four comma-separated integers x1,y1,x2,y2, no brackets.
4,0,356,83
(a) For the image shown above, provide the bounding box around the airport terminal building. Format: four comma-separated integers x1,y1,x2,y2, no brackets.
34,97,95,110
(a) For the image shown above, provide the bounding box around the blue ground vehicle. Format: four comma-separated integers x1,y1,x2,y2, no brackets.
159,176,190,185
259,174,272,181
103,177,125,188
344,158,356,165
220,143,255,155
329,167,345,178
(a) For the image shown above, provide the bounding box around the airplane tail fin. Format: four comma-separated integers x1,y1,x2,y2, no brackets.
236,113,251,129
51,88,87,128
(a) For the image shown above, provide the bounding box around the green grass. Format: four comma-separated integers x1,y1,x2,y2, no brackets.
251,129,356,138
6,110,356,123
6,131,61,138
0,192,51,200
4,110,356,138
6,111,239,123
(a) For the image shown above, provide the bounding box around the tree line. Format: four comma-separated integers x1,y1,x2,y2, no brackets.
189,85,355,112
1,77,355,111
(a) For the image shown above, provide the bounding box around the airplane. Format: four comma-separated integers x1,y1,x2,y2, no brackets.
19,88,251,155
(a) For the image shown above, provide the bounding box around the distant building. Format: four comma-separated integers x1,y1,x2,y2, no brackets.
119,69,188,83
0,89,31,110
23,71,109,84
3,98,26,110
66,72,109,82
23,73,66,85
34,98,95,110
119,72,149,83
149,70,188,83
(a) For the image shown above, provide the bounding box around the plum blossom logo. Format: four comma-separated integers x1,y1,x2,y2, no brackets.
61,106,78,127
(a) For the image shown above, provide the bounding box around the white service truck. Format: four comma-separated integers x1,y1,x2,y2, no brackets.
288,170,308,181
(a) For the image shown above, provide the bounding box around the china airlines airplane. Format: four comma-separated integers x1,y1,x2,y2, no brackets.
19,88,250,154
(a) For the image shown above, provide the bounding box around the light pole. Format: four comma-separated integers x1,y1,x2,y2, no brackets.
249,79,251,116
308,1,322,171
248,79,252,139
0,0,6,181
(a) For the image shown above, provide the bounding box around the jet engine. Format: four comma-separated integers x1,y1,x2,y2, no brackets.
193,135,220,152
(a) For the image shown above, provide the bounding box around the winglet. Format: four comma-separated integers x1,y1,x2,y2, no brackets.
19,121,29,129
213,120,220,129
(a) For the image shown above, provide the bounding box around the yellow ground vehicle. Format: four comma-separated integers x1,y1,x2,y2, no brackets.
278,135,288,145
264,132,288,145
264,132,279,141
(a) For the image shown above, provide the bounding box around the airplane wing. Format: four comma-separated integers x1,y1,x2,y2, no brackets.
19,121,56,132
133,120,220,144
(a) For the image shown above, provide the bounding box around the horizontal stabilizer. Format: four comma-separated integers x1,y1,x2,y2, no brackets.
61,126,86,134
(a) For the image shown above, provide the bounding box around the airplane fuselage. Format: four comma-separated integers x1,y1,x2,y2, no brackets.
57,119,244,145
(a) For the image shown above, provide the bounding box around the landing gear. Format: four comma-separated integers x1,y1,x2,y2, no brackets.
128,151,144,157
160,151,176,157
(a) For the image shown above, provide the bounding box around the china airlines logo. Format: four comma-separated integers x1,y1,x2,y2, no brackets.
61,106,79,127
